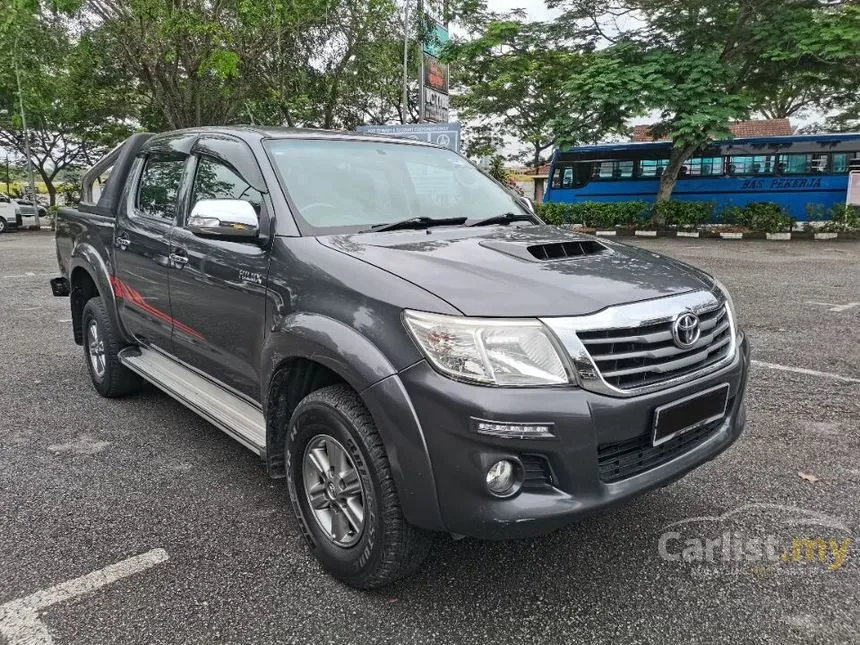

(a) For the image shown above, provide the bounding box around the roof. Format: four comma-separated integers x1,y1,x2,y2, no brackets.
563,132,860,154
632,119,794,142
148,125,440,148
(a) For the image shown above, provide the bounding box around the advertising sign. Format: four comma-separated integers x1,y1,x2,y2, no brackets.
355,123,461,152
423,53,448,93
423,21,449,57
848,171,860,206
423,88,449,123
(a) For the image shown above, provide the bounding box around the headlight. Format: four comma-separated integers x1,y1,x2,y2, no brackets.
403,310,570,386
713,278,739,333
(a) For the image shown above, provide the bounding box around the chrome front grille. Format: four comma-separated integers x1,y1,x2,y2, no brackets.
577,304,732,390
541,290,737,397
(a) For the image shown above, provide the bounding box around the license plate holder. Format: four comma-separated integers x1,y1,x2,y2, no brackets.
652,383,730,446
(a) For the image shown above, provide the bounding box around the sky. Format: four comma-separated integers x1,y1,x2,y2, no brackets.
486,0,557,21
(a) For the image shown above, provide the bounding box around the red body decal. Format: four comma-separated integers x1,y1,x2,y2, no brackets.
110,275,206,341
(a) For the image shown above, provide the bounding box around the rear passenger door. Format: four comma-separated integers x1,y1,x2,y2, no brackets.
167,137,271,400
114,152,187,349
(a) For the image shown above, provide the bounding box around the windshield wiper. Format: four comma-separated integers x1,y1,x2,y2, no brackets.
469,212,536,227
362,216,467,233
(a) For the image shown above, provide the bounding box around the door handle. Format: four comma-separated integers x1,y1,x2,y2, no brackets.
169,251,188,268
116,234,131,251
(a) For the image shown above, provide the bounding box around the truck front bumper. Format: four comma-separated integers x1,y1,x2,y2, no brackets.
394,334,750,540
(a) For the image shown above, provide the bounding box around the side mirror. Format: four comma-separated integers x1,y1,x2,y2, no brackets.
187,199,259,240
517,196,536,213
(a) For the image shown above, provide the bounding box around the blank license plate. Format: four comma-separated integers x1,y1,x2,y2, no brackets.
652,384,730,446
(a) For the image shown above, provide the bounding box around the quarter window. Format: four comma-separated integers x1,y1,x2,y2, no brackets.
137,156,185,221
191,156,262,213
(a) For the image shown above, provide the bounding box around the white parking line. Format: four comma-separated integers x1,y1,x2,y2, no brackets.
0,548,169,645
751,360,860,384
805,301,859,313
0,272,55,280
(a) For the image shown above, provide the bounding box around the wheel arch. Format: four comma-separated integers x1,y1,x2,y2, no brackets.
68,244,126,346
263,314,444,531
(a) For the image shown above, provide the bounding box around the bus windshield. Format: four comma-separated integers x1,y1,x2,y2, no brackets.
267,139,526,233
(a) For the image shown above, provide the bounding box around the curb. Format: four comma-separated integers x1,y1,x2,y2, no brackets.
570,227,858,241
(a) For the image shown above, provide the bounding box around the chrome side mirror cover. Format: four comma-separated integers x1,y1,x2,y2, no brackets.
187,199,259,240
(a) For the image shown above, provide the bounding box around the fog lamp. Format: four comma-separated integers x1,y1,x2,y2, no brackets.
486,460,520,497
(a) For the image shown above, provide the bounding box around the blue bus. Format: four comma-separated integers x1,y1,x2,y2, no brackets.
544,133,860,221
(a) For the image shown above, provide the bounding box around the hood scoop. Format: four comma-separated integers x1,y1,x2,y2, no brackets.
479,238,609,262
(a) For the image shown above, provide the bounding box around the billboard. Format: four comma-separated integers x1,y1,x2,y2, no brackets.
423,53,448,94
423,88,449,123
355,123,461,152
423,21,449,57
419,0,449,123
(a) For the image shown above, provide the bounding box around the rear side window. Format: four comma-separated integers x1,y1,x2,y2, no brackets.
190,156,263,213
137,156,185,221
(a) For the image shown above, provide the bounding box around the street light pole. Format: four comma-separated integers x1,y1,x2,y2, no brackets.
13,34,40,227
401,0,410,124
4,153,9,195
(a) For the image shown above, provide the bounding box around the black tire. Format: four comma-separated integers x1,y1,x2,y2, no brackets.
82,296,142,398
286,384,434,589
0,217,6,233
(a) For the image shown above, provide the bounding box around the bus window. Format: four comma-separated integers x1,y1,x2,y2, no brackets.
595,160,633,180
776,153,827,175
729,155,774,175
551,167,564,188
687,157,723,177
831,153,859,173
637,159,669,178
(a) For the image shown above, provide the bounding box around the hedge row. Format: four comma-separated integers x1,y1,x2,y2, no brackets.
535,200,859,233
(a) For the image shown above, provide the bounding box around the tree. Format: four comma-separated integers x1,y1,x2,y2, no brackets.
550,0,860,204
446,18,620,167
0,4,136,204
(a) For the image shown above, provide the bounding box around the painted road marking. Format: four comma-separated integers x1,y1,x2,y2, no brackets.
806,301,859,313
0,272,55,280
0,548,169,645
751,360,860,384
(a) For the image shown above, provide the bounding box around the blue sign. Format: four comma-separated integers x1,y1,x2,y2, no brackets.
355,122,461,152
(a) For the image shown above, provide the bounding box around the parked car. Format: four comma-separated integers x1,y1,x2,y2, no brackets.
51,127,750,588
14,198,47,220
0,200,21,232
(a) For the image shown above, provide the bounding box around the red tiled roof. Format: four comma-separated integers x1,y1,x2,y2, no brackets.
521,163,551,177
632,119,793,142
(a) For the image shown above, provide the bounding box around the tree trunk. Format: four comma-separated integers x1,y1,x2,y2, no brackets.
655,143,698,205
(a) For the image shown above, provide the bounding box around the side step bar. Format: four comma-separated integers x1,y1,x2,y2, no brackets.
119,346,266,456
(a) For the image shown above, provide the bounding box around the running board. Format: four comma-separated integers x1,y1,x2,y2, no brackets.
119,346,266,456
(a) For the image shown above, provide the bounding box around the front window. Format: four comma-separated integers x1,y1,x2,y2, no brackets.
266,139,527,232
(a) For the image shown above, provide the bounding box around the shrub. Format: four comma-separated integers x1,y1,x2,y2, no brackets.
743,202,793,233
654,201,714,229
536,201,649,228
825,204,860,232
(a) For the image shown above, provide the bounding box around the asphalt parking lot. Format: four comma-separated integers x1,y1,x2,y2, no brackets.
1,230,858,644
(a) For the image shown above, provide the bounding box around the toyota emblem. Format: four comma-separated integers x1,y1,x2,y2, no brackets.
672,312,701,349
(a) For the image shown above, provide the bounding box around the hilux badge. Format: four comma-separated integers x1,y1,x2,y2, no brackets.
672,312,701,349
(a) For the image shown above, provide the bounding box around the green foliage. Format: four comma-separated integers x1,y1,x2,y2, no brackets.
536,201,649,228
717,202,793,233
485,156,508,184
445,19,622,165
653,201,714,229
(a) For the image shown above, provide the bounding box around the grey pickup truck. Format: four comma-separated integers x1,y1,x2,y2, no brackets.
52,127,750,588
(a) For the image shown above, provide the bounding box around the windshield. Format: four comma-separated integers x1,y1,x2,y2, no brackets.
266,138,527,233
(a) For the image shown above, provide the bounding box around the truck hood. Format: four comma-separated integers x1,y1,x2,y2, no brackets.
318,225,713,317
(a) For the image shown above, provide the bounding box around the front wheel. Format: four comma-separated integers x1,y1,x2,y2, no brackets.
0,217,7,233
286,385,433,588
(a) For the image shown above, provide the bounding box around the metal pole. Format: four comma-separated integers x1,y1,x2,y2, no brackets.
13,35,40,227
401,0,410,124
4,153,9,195
418,0,424,123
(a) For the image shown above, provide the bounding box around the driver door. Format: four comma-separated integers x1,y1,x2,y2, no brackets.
167,138,271,400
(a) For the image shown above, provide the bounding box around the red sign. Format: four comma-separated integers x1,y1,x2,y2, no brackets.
423,53,448,93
